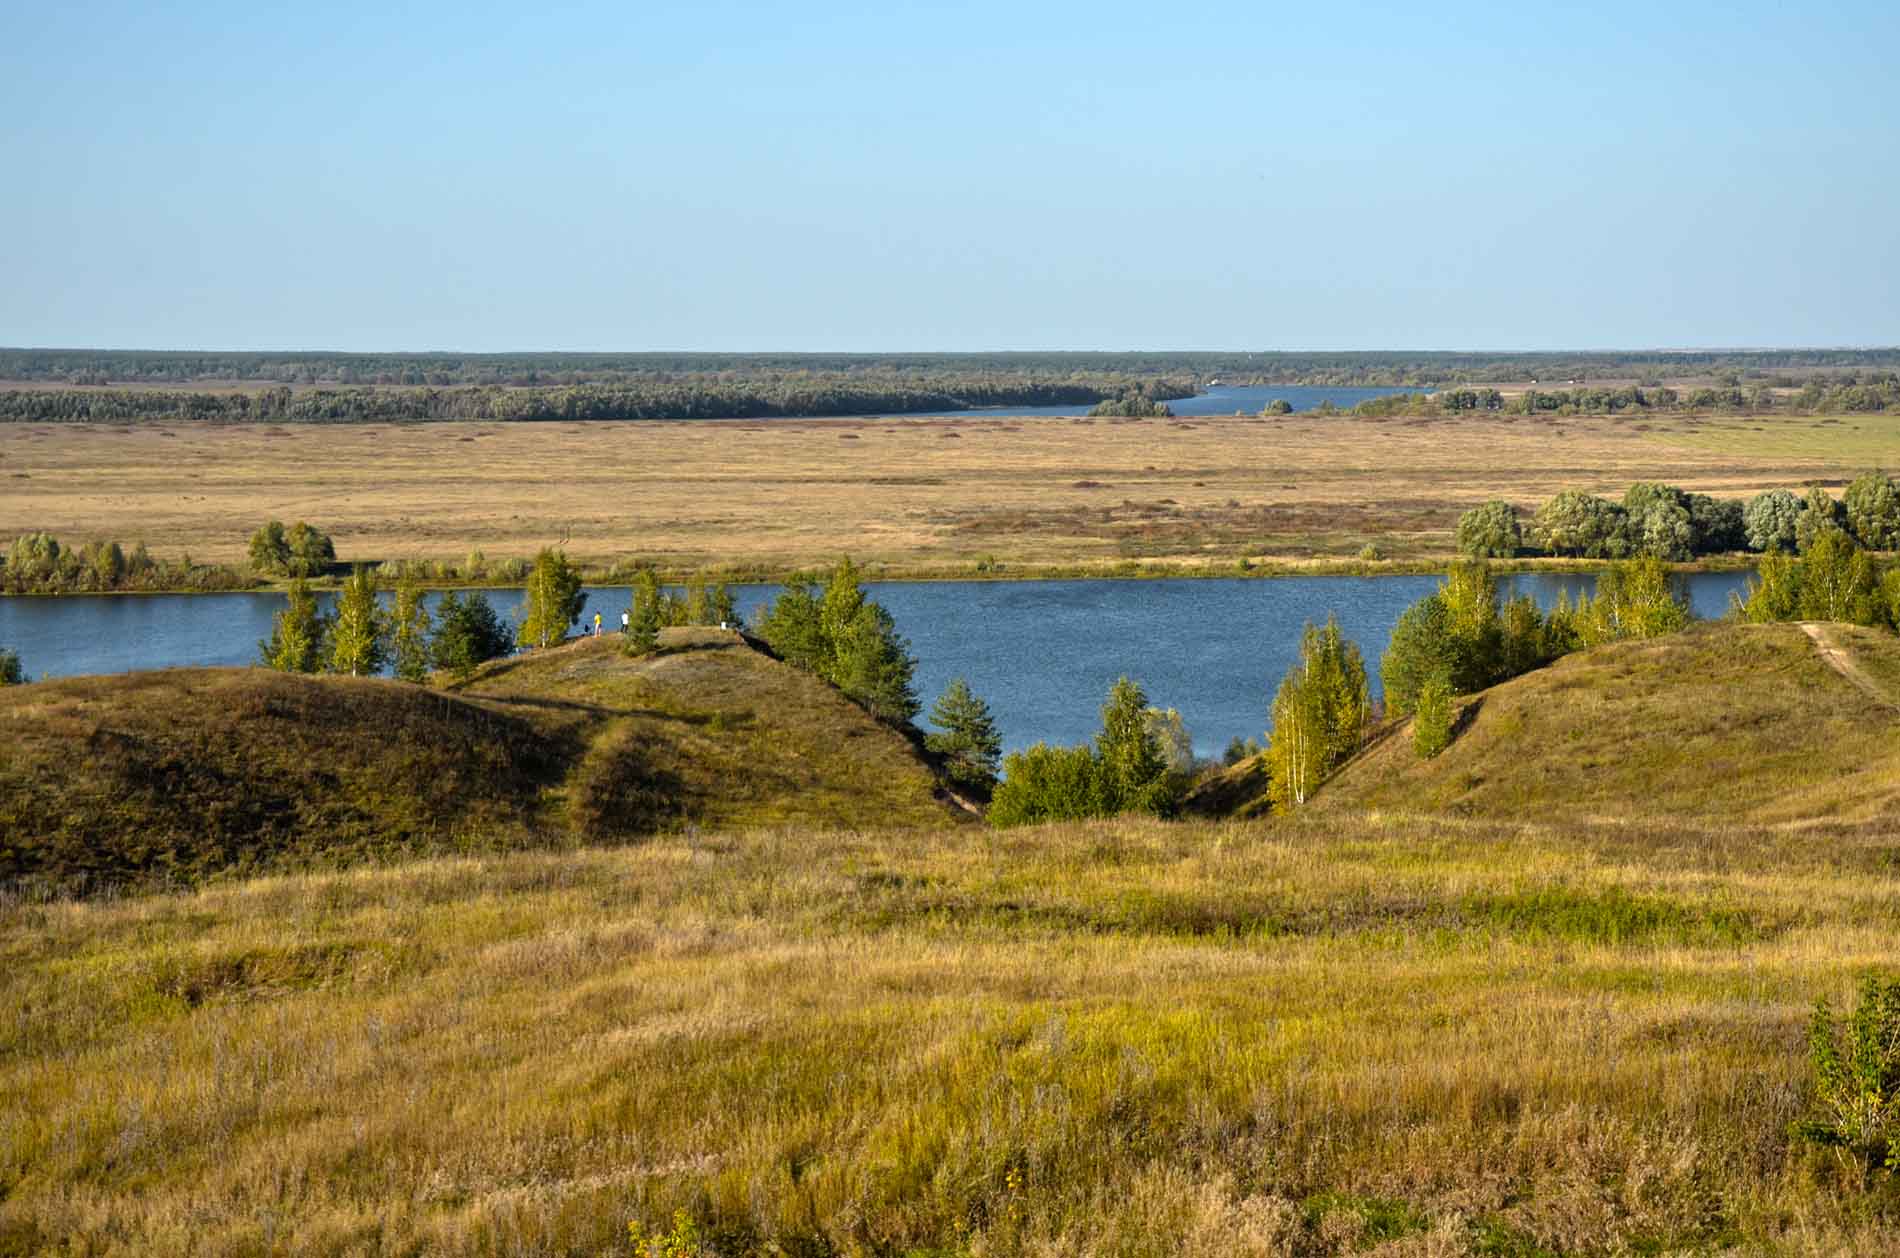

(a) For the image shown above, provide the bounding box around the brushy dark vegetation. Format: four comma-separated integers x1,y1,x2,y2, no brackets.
1357,373,1900,417
0,631,958,892
1,531,252,593
5,347,1899,423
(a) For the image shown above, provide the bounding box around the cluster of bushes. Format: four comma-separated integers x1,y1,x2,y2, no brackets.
987,677,1187,827
752,558,920,723
0,648,22,684
1457,474,1900,562
1262,619,1369,807
1087,389,1174,418
1,532,250,594
375,550,532,586
247,520,336,577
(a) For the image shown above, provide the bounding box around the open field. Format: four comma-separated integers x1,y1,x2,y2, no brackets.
4,411,1898,575
5,813,1900,1254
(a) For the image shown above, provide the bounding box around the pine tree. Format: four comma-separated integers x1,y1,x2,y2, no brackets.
0,648,23,685
260,578,329,673
390,572,432,682
925,678,1003,795
623,569,665,656
432,590,511,682
327,565,388,676
518,548,586,649
832,602,920,722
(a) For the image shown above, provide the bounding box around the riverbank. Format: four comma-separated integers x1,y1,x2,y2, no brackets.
2,411,1887,581
0,552,1769,598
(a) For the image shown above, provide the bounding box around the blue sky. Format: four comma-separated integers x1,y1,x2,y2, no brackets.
2,0,1896,351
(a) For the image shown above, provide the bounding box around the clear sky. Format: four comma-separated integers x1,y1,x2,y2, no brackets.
3,0,1896,353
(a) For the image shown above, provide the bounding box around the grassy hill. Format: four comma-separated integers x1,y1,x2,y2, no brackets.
1322,621,1900,824
4,813,1898,1254
0,629,957,888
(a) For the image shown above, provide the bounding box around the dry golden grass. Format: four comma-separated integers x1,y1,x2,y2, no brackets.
1325,622,1900,825
4,813,1900,1255
2,410,1892,574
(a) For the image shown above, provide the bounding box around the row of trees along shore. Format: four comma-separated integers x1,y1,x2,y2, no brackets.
1457,474,1900,561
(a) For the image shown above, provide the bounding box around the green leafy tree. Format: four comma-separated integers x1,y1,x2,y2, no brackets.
1222,735,1263,765
1532,491,1631,558
925,678,1003,796
517,548,586,649
284,522,336,578
1455,500,1522,558
390,573,432,682
1744,489,1803,553
1796,486,1848,554
1738,551,1802,623
248,520,291,574
259,578,329,673
1687,494,1746,554
327,565,388,676
1844,472,1900,550
1412,676,1453,758
0,648,23,685
1381,594,1463,718
819,556,868,662
432,591,511,681
623,569,666,656
1143,707,1196,775
1624,483,1694,561
1798,529,1879,624
1267,617,1369,809
1096,676,1178,815
1575,557,1691,645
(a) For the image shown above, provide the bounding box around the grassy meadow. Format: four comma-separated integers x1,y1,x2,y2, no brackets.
3,410,1895,575
4,813,1899,1255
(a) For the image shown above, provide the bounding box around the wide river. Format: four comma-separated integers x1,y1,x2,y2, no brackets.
892,383,1412,419
1,572,1751,759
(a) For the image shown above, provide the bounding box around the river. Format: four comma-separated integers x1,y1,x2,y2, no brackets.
888,383,1414,419
0,572,1752,759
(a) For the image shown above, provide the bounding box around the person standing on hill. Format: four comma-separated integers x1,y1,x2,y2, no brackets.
621,609,630,634
593,611,603,637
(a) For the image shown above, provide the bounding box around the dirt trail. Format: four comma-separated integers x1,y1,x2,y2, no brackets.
1799,622,1900,712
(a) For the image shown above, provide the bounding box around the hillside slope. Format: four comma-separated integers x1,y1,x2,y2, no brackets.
1322,621,1900,824
0,629,956,887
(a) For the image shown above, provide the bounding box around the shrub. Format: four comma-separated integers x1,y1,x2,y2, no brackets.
0,648,23,685
1574,557,1691,644
987,743,1105,827
623,570,666,656
1794,973,1900,1181
1455,500,1521,558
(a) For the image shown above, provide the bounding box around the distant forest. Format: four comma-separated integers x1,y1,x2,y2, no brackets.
1,347,1897,423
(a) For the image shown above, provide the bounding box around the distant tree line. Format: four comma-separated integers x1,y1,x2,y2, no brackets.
1457,474,1900,562
6,347,1898,390
1,532,251,594
0,376,1196,425
1356,374,1900,418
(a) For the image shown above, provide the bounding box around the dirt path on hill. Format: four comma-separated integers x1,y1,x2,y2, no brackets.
1800,622,1900,712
